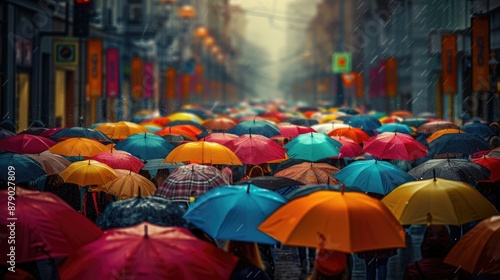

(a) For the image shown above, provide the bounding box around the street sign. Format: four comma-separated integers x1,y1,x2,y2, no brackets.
332,52,352,73
54,42,78,66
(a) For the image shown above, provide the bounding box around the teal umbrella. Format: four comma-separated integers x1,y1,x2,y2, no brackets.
0,153,46,183
227,120,280,138
399,117,429,128
376,123,414,135
284,132,341,161
333,159,414,195
115,133,174,161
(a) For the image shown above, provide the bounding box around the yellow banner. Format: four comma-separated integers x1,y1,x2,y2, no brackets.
131,57,143,99
87,39,102,98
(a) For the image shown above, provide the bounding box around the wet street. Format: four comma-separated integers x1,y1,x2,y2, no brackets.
276,226,426,280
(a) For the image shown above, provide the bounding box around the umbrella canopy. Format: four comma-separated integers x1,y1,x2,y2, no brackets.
376,123,414,135
489,146,500,158
114,133,174,161
0,127,15,139
155,164,229,202
258,190,406,253
408,158,491,185
428,133,491,156
202,132,239,145
166,112,204,123
471,156,500,182
0,152,46,183
203,117,237,131
179,108,213,120
27,151,72,175
426,128,464,143
141,159,184,171
0,134,56,154
330,136,363,158
282,117,319,127
49,127,113,144
234,176,304,190
343,115,382,132
444,215,500,275
285,183,357,200
184,184,287,244
0,188,102,263
227,120,281,138
49,137,110,157
311,122,350,134
278,124,316,138
96,196,190,230
399,118,430,128
90,150,145,173
334,160,414,195
164,141,242,165
89,169,156,200
460,122,497,140
328,127,370,144
94,121,149,140
58,223,238,280
416,121,458,134
156,126,198,141
274,162,340,185
382,177,499,225
284,132,341,161
59,160,117,186
390,110,413,118
363,132,428,161
225,134,286,165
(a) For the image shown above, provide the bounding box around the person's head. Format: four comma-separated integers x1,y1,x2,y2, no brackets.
225,241,265,270
489,122,500,135
420,225,452,258
490,136,500,149
248,166,264,178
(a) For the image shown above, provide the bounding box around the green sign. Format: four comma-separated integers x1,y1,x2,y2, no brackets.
332,52,352,73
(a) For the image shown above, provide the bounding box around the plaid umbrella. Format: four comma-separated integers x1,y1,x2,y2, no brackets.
155,164,229,202
274,162,340,185
408,158,491,185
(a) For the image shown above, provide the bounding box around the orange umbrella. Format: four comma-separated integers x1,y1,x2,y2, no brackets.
328,127,370,144
258,190,406,253
59,160,118,186
390,110,413,118
426,128,465,143
202,117,237,131
49,137,109,157
155,127,198,141
274,162,340,185
164,141,242,165
95,121,149,140
89,169,156,200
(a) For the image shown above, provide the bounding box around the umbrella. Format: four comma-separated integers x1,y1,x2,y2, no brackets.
330,136,363,158
155,164,229,202
179,108,213,120
471,156,500,181
444,215,500,275
363,132,428,161
234,176,304,190
258,190,406,253
164,141,242,165
328,127,370,144
0,188,102,263
59,160,117,186
416,121,458,134
0,134,56,154
460,122,497,140
379,116,404,124
89,169,156,200
227,120,281,138
284,132,341,161
274,162,340,185
58,223,238,280
381,177,499,225
49,137,110,157
285,183,357,200
202,132,239,145
311,123,350,134
408,158,491,185
390,110,413,118
156,126,198,141
49,127,113,144
225,134,286,165
96,196,190,230
426,128,464,143
278,124,316,138
0,152,46,183
27,151,72,175
428,133,491,156
376,123,414,135
94,121,149,140
489,147,500,157
333,159,414,195
166,112,203,123
0,127,15,139
90,150,145,173
343,115,382,132
203,117,237,131
338,107,360,115
183,184,287,244
114,133,174,161
142,124,162,133
399,118,430,128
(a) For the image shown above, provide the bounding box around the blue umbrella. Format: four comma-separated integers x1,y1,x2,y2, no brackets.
49,127,113,144
399,118,430,128
460,122,496,140
285,183,357,200
333,160,414,195
0,152,46,183
227,120,280,138
343,115,382,132
428,133,491,156
115,133,174,161
183,184,287,244
284,132,341,161
376,123,414,135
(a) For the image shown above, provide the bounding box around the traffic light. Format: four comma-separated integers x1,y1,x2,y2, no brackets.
73,0,91,37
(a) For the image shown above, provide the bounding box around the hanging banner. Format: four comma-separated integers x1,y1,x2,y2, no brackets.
385,57,397,97
131,57,143,99
471,15,490,92
195,64,203,94
355,73,364,98
182,74,191,101
377,61,387,97
440,34,458,95
332,52,352,73
341,73,356,87
166,68,176,100
143,62,154,99
106,48,119,98
87,39,103,98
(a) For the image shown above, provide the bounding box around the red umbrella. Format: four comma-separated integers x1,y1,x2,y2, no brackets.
202,117,237,131
472,156,500,181
278,124,316,138
330,136,363,158
0,188,103,263
202,132,239,145
328,127,370,144
225,134,286,165
363,132,428,161
0,134,56,154
90,150,145,173
58,223,238,280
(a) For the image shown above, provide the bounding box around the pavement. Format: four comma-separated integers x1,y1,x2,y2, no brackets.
274,226,426,280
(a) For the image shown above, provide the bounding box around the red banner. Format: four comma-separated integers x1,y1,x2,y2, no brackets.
385,57,397,97
341,73,356,87
143,62,154,99
106,48,119,98
131,57,143,99
87,39,102,98
182,74,191,101
195,64,203,94
355,73,364,98
471,15,490,92
441,34,458,94
166,68,176,100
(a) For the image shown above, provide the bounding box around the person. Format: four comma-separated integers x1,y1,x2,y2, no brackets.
402,225,471,280
226,241,271,280
298,247,316,274
356,248,397,280
308,248,348,280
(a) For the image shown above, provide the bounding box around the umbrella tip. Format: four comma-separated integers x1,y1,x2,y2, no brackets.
144,224,148,238
433,169,436,181
426,212,433,226
341,184,345,195
138,187,141,197
247,184,250,193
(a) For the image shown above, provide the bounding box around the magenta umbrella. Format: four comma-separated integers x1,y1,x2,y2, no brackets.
363,132,428,161
90,150,145,173
225,134,286,165
278,124,316,138
330,136,363,158
0,134,56,154
202,132,239,145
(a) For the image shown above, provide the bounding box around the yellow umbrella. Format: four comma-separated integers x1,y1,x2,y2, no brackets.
94,121,149,140
382,177,498,225
59,160,117,186
49,138,109,157
167,112,203,123
426,128,465,143
89,169,156,200
164,141,242,165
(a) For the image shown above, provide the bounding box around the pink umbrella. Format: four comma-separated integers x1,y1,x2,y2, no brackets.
0,134,56,154
203,132,239,145
363,132,428,161
278,124,316,138
330,136,363,158
225,134,286,165
90,150,145,173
